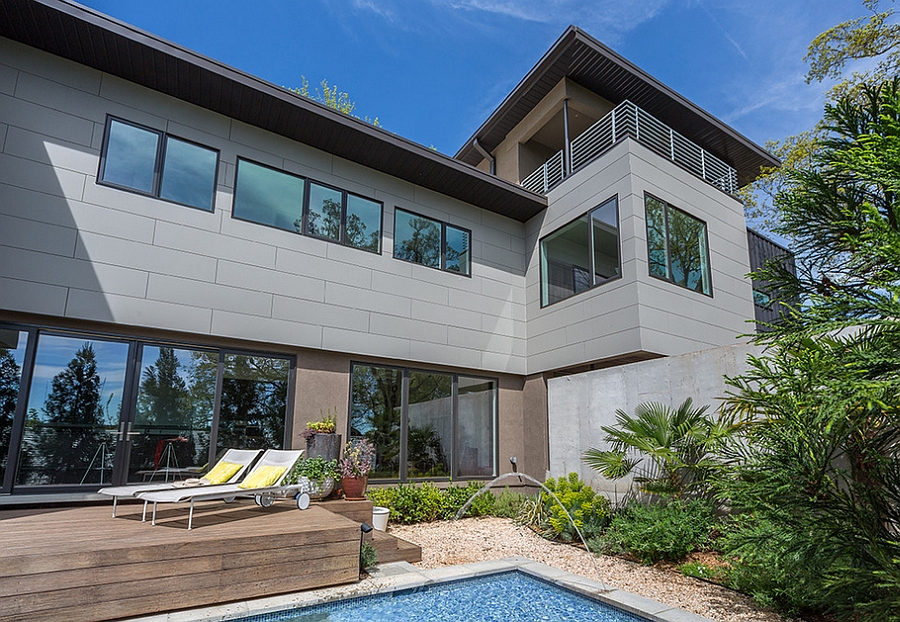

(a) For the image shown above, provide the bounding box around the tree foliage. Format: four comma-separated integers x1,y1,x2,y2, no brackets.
288,77,380,127
37,343,109,484
583,398,727,498
742,0,900,232
723,81,900,620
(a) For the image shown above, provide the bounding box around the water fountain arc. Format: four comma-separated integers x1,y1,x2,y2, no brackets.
454,471,611,592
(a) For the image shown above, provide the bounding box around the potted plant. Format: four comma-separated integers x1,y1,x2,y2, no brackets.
339,438,376,500
288,456,339,500
301,409,341,462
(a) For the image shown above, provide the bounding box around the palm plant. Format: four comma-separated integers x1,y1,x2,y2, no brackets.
582,398,727,498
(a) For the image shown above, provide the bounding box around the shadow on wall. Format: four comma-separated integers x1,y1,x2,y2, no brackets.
1,127,113,323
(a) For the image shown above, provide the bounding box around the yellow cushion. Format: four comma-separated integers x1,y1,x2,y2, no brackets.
238,465,286,489
203,461,242,485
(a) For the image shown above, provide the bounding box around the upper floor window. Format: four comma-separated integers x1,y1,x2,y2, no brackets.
393,208,471,276
540,196,620,306
232,158,382,254
98,117,218,212
645,194,711,296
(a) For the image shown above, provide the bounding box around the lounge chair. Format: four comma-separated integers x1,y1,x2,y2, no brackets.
98,448,261,519
137,449,305,530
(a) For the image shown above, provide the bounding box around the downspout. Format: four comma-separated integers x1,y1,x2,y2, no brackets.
473,138,496,176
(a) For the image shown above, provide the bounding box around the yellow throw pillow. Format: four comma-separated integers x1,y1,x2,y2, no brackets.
203,461,242,485
238,465,286,489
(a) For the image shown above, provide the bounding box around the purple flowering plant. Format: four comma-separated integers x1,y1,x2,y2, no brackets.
339,438,376,478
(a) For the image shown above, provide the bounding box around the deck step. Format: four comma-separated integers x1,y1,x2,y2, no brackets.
370,529,422,564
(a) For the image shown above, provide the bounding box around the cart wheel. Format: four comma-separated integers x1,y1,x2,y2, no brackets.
223,496,235,504
253,496,262,507
258,494,275,508
296,492,310,510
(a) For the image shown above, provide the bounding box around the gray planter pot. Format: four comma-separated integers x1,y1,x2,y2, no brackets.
306,433,342,462
296,476,335,500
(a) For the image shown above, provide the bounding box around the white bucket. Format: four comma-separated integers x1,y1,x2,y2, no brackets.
372,506,390,531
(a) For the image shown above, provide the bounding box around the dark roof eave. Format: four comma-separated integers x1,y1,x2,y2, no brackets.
456,26,779,187
0,0,547,221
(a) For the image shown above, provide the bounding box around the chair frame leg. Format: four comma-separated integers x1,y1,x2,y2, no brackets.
112,496,117,518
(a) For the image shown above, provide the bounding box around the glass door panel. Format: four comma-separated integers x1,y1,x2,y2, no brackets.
215,354,289,455
16,334,129,486
350,365,402,479
407,371,452,478
457,377,496,477
127,346,215,482
0,329,29,486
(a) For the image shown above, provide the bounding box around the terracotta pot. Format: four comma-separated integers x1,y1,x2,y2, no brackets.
341,475,368,500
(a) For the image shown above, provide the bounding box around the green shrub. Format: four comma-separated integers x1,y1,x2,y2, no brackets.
679,561,726,583
492,488,528,518
718,514,825,614
359,541,377,571
519,473,610,542
442,481,494,518
367,481,505,524
596,499,716,564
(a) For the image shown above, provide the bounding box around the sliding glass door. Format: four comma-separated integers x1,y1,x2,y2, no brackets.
0,325,294,493
16,334,130,486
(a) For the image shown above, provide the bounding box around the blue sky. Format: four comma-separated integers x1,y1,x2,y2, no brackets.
81,1,869,155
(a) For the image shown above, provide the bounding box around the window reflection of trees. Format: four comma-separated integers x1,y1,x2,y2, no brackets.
351,365,493,481
395,213,441,267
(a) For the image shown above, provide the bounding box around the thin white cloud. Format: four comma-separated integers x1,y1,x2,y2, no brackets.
699,4,748,60
348,0,673,41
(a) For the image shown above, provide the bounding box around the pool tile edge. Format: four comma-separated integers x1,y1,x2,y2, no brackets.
125,557,715,622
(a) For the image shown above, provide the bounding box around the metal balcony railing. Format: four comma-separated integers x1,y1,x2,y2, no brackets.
521,100,739,196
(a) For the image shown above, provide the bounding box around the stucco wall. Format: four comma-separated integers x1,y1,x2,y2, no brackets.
546,341,761,495
0,37,528,375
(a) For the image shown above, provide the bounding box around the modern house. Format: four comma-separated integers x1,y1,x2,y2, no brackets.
0,0,780,498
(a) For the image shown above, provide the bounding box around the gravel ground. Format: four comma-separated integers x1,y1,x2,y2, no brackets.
390,517,796,622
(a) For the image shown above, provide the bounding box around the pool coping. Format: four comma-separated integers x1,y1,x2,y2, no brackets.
125,557,713,622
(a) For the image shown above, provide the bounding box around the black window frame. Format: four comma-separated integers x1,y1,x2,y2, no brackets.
392,207,472,277
0,320,295,495
231,157,383,255
97,115,219,213
347,361,498,482
644,193,713,297
538,195,622,308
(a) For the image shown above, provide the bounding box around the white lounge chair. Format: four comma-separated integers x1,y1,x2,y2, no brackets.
137,449,305,530
98,448,261,519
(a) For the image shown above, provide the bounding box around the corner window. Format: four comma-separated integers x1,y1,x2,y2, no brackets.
645,194,711,295
350,364,496,481
232,158,382,254
98,117,218,211
393,208,471,276
540,196,620,306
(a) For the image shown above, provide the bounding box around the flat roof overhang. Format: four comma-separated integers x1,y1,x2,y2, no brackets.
456,27,779,187
0,0,548,222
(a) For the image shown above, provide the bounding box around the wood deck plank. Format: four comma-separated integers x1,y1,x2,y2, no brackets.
0,503,420,621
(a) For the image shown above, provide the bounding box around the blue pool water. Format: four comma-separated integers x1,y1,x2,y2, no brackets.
235,571,649,622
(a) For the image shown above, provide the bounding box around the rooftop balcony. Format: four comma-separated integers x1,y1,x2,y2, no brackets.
521,100,739,196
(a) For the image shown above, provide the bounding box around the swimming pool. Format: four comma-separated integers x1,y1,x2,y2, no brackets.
233,571,650,622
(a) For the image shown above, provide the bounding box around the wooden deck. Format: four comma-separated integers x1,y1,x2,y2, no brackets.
0,499,419,622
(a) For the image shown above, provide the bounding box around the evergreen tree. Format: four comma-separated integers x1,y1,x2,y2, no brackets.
37,343,107,484
723,81,900,620
132,348,195,471
0,348,22,482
